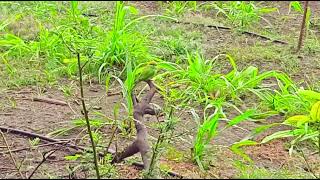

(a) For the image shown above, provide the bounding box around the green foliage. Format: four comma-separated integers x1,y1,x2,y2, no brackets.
163,52,295,108
288,1,303,14
0,1,171,87
210,1,277,29
261,100,320,155
231,140,257,162
145,107,179,178
288,1,312,36
192,104,220,170
245,90,320,157
160,52,311,168
65,152,118,178
29,137,41,148
234,160,313,179
164,1,198,17
97,1,151,77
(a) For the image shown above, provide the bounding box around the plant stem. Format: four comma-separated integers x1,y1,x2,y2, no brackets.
297,1,309,52
27,148,61,179
0,131,24,179
77,52,100,179
106,123,118,153
298,147,318,179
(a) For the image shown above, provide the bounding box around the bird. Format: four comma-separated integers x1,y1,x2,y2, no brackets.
134,61,157,84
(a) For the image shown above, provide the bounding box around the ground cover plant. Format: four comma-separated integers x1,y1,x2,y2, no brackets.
0,1,320,179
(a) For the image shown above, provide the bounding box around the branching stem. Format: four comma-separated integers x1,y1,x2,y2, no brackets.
77,52,100,179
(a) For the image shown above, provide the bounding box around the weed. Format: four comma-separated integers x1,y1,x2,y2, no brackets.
28,138,41,148
163,1,198,17
208,1,277,29
260,90,320,155
146,108,179,178
234,160,313,179
58,83,75,97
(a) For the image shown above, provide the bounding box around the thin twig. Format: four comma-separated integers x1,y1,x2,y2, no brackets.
27,148,61,179
297,147,319,179
0,126,83,151
0,130,24,179
77,52,100,179
0,113,13,116
0,140,70,154
67,102,78,115
0,126,182,178
105,121,118,154
17,155,27,176
32,97,68,106
21,97,68,106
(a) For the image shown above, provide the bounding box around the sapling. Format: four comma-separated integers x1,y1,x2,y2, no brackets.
77,52,100,179
297,1,309,52
144,107,178,178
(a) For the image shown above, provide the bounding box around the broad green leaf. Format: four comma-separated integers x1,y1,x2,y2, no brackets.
72,118,104,127
310,101,320,122
63,58,77,64
284,115,311,127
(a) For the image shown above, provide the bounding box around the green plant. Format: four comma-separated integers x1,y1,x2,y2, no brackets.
156,53,301,169
192,101,257,169
235,89,320,160
212,1,277,29
97,1,150,75
261,95,320,155
288,1,303,14
29,137,41,148
288,0,312,33
58,83,75,97
162,52,295,108
192,102,221,170
144,107,179,178
164,1,198,17
97,1,176,80
65,152,118,178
